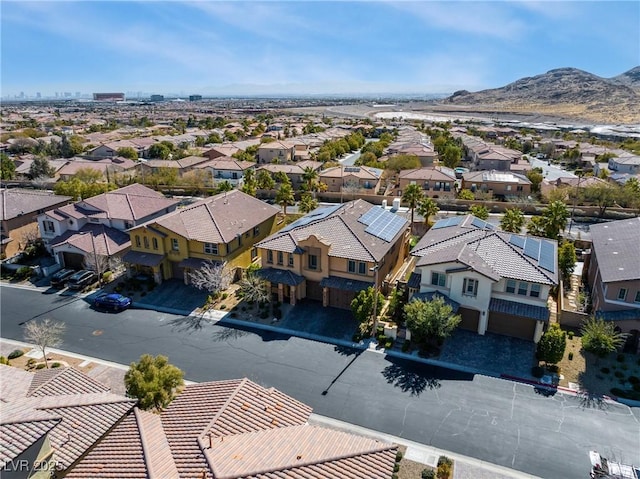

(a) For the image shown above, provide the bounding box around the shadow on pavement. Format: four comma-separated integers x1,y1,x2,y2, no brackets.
381,355,475,397
167,315,208,332
578,390,610,411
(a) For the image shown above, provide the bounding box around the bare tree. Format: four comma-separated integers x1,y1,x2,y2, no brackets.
342,180,360,201
189,260,232,299
83,252,109,286
23,319,65,369
239,271,270,304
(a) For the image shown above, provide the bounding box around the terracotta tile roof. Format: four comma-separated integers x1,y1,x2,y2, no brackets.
0,419,60,467
194,157,255,171
50,224,131,256
137,408,180,479
64,412,148,479
0,188,71,221
257,200,408,263
153,190,279,244
28,367,111,397
0,365,32,401
205,425,396,479
399,167,456,181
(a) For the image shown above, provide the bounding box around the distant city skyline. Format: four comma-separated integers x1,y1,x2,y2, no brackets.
2,1,638,97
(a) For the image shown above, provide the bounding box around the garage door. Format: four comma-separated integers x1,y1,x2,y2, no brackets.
487,312,536,340
328,288,356,310
306,280,323,301
62,252,85,269
458,307,479,332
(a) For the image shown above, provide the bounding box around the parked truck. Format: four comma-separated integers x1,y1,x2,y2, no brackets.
590,451,640,479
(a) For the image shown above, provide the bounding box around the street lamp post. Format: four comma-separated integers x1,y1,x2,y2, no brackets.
568,169,583,237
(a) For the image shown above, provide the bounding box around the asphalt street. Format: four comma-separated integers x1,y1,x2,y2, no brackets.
1,285,638,479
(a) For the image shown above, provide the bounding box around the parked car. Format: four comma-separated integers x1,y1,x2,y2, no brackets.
93,293,132,312
66,270,98,290
50,268,76,288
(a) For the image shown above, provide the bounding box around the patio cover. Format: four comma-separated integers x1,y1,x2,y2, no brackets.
256,267,304,286
320,275,373,292
178,258,222,269
122,250,164,267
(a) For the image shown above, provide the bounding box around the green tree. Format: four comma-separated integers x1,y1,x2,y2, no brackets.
275,182,295,215
402,183,424,228
441,144,462,169
582,184,617,217
542,201,569,239
581,317,626,358
215,180,233,193
458,189,474,200
241,168,257,196
469,204,489,220
256,170,275,190
385,154,421,173
500,207,525,233
536,323,566,366
404,297,461,345
298,192,318,214
525,168,544,193
350,286,384,333
301,166,319,192
60,135,84,158
148,143,172,160
1,153,16,180
116,147,139,160
416,197,439,228
558,241,577,282
29,157,55,179
124,354,184,411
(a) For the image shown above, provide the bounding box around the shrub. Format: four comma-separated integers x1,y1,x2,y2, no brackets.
601,367,610,374
621,364,628,371
393,463,400,472
437,456,453,467
568,352,574,360
26,358,36,367
15,266,33,280
385,338,394,349
568,331,574,339
222,293,228,300
0,356,8,365
36,363,46,370
102,271,113,283
422,469,436,479
547,364,560,374
402,340,411,352
614,371,624,378
628,376,640,384
51,362,61,368
395,450,403,462
8,349,24,360
611,387,640,401
392,475,398,479
220,304,227,310
531,366,545,378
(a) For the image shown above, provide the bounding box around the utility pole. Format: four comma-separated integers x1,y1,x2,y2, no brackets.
370,263,379,339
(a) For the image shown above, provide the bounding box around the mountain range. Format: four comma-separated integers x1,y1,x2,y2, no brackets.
443,67,640,124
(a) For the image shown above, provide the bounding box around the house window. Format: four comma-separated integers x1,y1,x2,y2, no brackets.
204,242,218,255
517,185,523,192
125,221,133,229
232,172,238,179
288,253,294,267
358,262,367,275
135,235,141,248
251,247,258,261
308,254,318,270
635,291,640,303
143,237,149,249
530,283,541,298
267,250,273,264
518,282,528,295
348,260,356,273
277,251,284,265
152,238,158,250
423,182,430,190
506,279,516,293
43,220,55,233
506,185,512,192
431,272,446,287
171,238,179,251
253,226,260,237
463,278,478,297
618,288,628,301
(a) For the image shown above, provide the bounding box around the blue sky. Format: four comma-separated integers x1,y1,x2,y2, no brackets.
2,1,638,97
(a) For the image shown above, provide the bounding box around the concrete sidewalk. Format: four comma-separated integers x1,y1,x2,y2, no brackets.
0,337,541,479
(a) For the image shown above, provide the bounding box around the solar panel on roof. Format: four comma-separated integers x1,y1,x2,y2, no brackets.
523,238,540,260
364,209,407,242
509,235,526,248
358,206,386,226
279,204,341,233
539,239,556,273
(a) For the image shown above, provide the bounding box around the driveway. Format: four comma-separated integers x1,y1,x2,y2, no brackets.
276,299,359,342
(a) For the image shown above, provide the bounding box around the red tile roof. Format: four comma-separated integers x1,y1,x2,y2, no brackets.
28,367,111,397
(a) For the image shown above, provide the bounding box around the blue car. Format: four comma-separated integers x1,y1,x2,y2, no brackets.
93,293,132,312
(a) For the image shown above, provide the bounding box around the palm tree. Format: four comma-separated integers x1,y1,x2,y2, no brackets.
301,166,319,193
275,182,295,215
543,201,569,239
416,197,439,229
500,207,525,233
256,170,275,190
469,204,489,220
402,183,424,230
299,192,318,214
216,180,233,193
241,168,257,196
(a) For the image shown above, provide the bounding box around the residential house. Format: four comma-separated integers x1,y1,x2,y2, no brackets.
319,165,383,194
395,167,456,198
56,156,137,182
410,215,558,342
255,200,410,309
387,142,437,166
539,175,608,198
608,153,640,174
38,184,179,269
202,145,241,159
0,365,136,479
586,218,640,334
257,161,323,191
462,170,532,199
87,138,155,159
123,190,280,284
257,140,296,164
193,156,256,188
137,155,211,177
0,189,72,259
458,134,520,171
